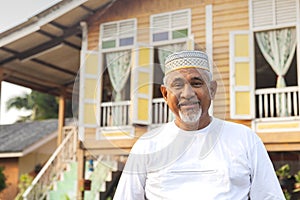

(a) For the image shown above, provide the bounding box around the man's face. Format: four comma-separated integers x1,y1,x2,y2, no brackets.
160,68,217,126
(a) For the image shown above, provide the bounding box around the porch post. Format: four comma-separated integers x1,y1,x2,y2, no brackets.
77,141,85,199
0,69,3,124
57,88,66,145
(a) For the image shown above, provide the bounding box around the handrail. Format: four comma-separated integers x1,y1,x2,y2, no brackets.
22,126,77,200
255,86,299,118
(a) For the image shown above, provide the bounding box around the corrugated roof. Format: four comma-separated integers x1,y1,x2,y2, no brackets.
0,118,74,152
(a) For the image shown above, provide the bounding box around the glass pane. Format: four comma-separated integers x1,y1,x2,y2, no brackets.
153,32,168,42
172,29,188,39
120,37,134,46
102,40,116,49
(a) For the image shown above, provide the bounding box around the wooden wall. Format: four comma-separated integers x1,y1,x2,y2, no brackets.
85,0,251,126
212,0,250,126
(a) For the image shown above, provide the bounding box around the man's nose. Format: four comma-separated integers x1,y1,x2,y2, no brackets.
181,84,195,99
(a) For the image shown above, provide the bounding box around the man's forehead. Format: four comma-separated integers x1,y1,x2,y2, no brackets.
168,68,208,79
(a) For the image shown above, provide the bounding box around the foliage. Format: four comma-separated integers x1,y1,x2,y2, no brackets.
14,174,33,200
294,171,300,193
276,164,300,199
294,171,300,183
276,164,291,179
6,90,73,122
0,166,6,192
284,190,291,200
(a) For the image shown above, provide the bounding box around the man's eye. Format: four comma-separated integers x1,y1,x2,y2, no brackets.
172,82,184,88
192,82,203,87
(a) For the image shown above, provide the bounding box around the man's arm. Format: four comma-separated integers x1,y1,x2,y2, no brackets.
113,153,147,200
249,138,285,199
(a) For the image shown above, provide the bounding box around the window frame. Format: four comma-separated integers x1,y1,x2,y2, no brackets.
99,18,137,53
150,9,192,46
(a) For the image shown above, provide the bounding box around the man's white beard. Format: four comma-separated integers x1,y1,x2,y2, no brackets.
179,108,202,123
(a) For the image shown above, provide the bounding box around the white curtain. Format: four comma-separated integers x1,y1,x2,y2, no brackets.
255,27,296,88
106,50,131,101
255,27,297,116
158,43,186,72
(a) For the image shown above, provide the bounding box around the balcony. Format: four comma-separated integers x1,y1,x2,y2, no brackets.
151,98,174,127
97,98,173,136
254,86,300,132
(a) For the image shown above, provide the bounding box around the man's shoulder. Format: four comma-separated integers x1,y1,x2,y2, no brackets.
216,118,252,131
130,122,176,153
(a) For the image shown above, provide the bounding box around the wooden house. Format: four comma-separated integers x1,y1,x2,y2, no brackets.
0,0,299,199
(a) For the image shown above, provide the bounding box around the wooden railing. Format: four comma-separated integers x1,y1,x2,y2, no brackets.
22,126,77,200
255,86,299,119
100,99,174,127
100,101,131,127
152,98,174,125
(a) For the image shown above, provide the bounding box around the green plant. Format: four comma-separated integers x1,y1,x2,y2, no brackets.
293,171,300,192
15,173,33,200
276,164,291,179
0,166,6,192
284,189,292,200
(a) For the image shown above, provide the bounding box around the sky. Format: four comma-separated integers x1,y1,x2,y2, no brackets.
0,82,31,124
0,0,60,124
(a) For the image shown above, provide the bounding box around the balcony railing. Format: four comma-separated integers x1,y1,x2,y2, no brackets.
255,86,299,119
22,126,77,200
100,101,131,127
152,98,174,125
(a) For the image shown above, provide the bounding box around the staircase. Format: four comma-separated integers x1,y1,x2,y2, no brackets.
48,162,78,199
22,125,125,200
100,161,124,200
22,126,77,200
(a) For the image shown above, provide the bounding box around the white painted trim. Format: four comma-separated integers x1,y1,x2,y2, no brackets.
0,152,23,158
80,21,88,51
0,0,88,47
206,4,213,116
296,0,300,110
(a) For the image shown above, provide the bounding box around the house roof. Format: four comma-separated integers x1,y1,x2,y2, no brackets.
0,0,115,99
0,118,75,157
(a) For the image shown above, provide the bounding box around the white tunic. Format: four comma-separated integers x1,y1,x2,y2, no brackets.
113,118,285,200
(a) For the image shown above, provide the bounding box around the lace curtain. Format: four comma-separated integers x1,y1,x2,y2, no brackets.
255,27,297,116
255,27,296,88
105,50,131,101
158,43,186,73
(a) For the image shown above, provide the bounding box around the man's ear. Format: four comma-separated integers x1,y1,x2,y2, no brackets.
209,80,217,99
160,85,168,101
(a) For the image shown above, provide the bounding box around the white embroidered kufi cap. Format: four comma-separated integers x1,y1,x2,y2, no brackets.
164,50,210,75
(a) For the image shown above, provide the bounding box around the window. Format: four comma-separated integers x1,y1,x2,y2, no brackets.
99,19,135,102
100,19,136,49
150,9,191,98
150,9,191,43
251,0,297,29
250,0,298,119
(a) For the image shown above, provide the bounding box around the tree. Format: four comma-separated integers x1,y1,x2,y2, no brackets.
0,166,6,192
6,90,73,122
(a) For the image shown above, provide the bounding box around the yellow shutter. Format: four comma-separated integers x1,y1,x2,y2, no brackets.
230,31,254,119
131,45,154,124
79,50,100,130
